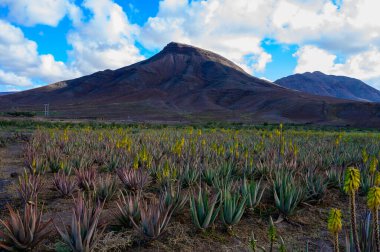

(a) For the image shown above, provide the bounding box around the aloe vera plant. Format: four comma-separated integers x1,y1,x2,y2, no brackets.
305,171,327,201
116,168,150,191
130,198,175,240
116,190,140,228
345,212,376,252
360,170,372,196
94,174,117,202
53,170,77,197
344,167,361,252
268,216,277,252
220,190,247,230
55,194,105,252
202,168,217,186
0,203,51,251
75,167,97,191
161,183,188,214
189,187,220,230
180,163,199,187
273,170,304,216
17,170,43,205
326,168,343,189
240,177,265,211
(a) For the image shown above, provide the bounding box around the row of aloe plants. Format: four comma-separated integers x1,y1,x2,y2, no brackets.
1,126,380,250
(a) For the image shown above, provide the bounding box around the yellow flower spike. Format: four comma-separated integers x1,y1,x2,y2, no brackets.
327,208,342,234
133,156,139,170
370,156,379,174
375,172,380,186
367,187,380,211
362,149,369,164
343,167,361,194
201,139,206,147
163,161,170,178
244,149,248,160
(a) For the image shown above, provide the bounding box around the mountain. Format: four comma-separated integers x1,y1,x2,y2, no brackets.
0,92,15,96
1,42,380,126
275,71,380,102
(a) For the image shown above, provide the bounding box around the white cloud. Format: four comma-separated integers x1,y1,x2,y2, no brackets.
67,0,144,74
141,0,273,74
0,0,144,90
0,0,81,26
138,0,380,76
139,0,380,78
0,20,80,89
293,46,338,74
2,0,380,90
0,69,33,87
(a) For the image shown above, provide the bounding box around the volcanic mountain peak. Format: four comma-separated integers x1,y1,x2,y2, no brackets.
156,42,247,74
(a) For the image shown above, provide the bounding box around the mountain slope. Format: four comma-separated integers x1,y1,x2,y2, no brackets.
1,42,380,126
0,92,15,96
275,71,380,102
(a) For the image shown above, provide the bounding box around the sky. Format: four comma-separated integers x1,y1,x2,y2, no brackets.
0,0,380,92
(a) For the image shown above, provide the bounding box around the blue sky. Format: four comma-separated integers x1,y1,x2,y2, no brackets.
0,0,380,92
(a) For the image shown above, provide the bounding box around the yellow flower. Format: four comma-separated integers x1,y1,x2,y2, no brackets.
244,149,249,160
362,149,369,164
369,156,379,174
367,186,380,211
375,171,380,186
343,167,361,194
201,139,206,147
327,208,342,234
163,161,170,178
133,156,139,170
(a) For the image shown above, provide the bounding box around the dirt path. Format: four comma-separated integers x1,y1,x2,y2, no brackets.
0,142,25,211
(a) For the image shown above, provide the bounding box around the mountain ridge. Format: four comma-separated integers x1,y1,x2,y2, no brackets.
1,42,380,126
275,71,380,102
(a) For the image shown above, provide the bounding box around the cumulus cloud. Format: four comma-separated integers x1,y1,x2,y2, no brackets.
293,46,338,74
66,0,144,74
0,20,80,90
0,69,33,87
2,0,380,90
0,0,81,26
0,0,145,90
140,0,273,74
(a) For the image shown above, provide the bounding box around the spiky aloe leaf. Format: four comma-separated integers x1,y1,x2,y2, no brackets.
54,194,105,252
240,177,265,210
0,202,51,251
189,187,220,230
220,191,247,228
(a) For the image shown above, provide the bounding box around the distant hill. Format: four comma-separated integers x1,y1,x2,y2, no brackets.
0,92,15,96
275,71,380,102
1,42,380,127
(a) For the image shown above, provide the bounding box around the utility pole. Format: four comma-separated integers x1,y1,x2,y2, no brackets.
44,104,49,117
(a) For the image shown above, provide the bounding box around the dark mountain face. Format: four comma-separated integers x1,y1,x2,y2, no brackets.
275,71,380,102
0,92,15,96
1,42,380,126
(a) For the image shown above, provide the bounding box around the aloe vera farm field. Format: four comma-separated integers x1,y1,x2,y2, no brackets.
1,120,380,251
